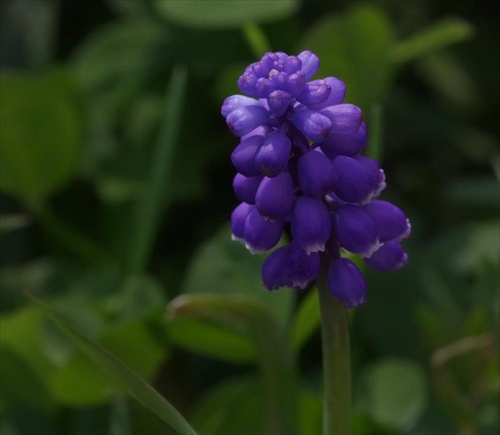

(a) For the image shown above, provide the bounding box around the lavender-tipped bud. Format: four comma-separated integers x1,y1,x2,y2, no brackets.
291,196,331,255
255,131,292,177
244,208,284,253
364,240,408,271
291,109,331,143
328,258,367,308
233,173,263,204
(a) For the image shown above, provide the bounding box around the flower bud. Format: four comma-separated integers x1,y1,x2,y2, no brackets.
286,71,306,96
291,196,331,255
333,156,376,204
231,135,263,177
291,109,331,143
354,155,386,196
298,150,337,197
233,173,263,204
306,77,346,109
334,204,381,257
267,90,294,116
226,105,270,137
296,80,331,106
328,258,367,308
363,200,411,242
255,172,294,221
221,95,259,118
231,203,254,242
244,208,284,253
364,240,408,271
298,51,320,80
321,122,368,157
286,243,320,289
320,104,363,135
255,131,292,177
262,245,291,290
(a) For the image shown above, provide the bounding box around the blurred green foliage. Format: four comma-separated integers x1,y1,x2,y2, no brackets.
0,0,498,434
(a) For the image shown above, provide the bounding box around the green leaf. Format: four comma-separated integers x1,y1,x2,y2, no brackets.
189,376,262,435
182,224,293,327
167,293,297,434
357,359,428,430
52,320,168,406
290,288,319,352
391,17,474,65
29,294,197,435
168,318,256,363
154,0,299,29
299,5,395,111
0,73,82,200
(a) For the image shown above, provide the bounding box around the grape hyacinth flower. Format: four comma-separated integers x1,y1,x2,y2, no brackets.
223,50,410,309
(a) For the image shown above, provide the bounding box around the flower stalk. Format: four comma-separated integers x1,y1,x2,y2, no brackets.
318,255,351,435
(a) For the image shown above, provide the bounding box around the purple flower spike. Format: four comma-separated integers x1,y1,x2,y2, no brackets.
231,135,263,177
334,204,381,258
364,200,411,242
333,156,376,204
322,122,368,158
226,105,270,137
267,90,294,116
233,173,263,204
221,95,259,118
255,131,292,177
244,208,284,254
364,240,408,271
298,150,337,197
291,196,331,255
286,243,320,289
291,109,332,143
224,50,410,306
231,203,254,242
262,245,291,290
320,104,363,136
298,50,320,80
255,172,294,221
296,80,331,106
307,77,346,109
328,258,367,308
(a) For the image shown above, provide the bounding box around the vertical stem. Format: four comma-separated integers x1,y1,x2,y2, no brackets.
318,258,351,435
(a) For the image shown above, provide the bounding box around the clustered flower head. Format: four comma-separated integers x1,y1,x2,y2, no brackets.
222,51,410,308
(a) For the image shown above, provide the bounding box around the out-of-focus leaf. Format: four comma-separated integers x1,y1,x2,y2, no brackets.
0,306,55,386
72,19,166,92
0,73,82,200
357,359,428,430
443,177,500,211
0,346,54,412
391,17,474,65
298,387,322,435
290,288,319,352
51,321,168,406
0,0,58,69
0,214,30,234
189,376,262,435
299,5,395,111
168,318,256,363
30,294,197,435
105,0,149,15
182,225,293,327
154,0,299,29
168,293,297,434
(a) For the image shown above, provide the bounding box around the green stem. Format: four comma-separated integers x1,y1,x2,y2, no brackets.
318,257,351,435
367,103,384,163
29,202,111,266
243,23,271,58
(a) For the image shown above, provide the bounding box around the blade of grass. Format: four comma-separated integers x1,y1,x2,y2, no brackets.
28,293,197,435
126,65,188,275
366,103,384,163
391,17,473,65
